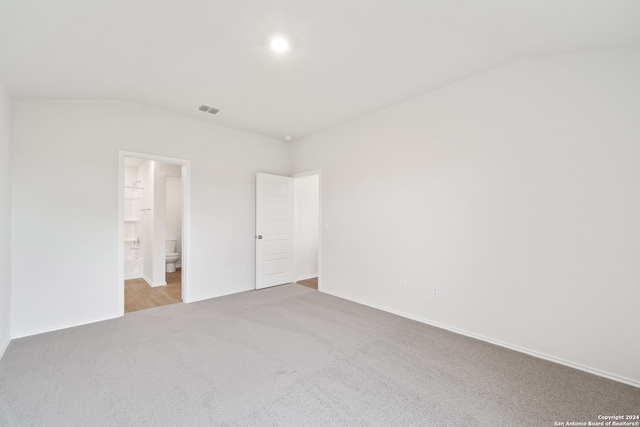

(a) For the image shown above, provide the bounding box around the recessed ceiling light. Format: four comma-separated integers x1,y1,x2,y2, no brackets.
270,37,290,53
284,134,293,141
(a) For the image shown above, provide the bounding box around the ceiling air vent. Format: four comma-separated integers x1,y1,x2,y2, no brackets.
197,104,221,115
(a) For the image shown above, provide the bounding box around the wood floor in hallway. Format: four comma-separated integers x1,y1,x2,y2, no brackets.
125,269,182,313
296,277,318,290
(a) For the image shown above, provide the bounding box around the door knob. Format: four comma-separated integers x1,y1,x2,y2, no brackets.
257,235,263,239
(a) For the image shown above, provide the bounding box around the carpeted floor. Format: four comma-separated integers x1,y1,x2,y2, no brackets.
0,284,638,426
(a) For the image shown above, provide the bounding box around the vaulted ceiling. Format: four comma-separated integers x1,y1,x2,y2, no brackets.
1,0,639,140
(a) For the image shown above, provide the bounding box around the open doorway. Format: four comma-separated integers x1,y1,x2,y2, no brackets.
294,171,321,291
118,151,190,314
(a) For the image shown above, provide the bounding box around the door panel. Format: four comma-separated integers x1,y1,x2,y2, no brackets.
256,173,294,289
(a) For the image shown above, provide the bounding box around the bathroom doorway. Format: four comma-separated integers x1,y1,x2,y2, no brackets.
118,151,191,315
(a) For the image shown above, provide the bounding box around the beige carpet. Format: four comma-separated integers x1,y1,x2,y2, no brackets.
1,284,638,426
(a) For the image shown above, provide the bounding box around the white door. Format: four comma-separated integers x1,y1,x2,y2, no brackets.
256,173,294,289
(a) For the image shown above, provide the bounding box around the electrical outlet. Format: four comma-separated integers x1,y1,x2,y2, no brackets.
400,281,406,291
432,287,439,297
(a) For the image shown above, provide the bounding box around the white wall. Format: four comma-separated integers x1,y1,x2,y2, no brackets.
152,161,167,286
293,47,640,386
139,160,154,284
10,100,291,337
166,175,183,267
294,174,319,280
0,80,11,357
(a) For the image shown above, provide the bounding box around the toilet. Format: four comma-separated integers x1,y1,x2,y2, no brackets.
165,239,180,273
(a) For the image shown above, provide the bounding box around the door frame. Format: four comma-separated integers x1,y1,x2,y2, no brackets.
117,150,192,315
292,169,322,291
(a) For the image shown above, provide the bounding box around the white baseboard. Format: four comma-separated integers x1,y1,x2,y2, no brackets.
0,334,10,360
295,274,318,282
11,313,121,339
186,286,255,304
321,289,640,389
142,275,166,287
